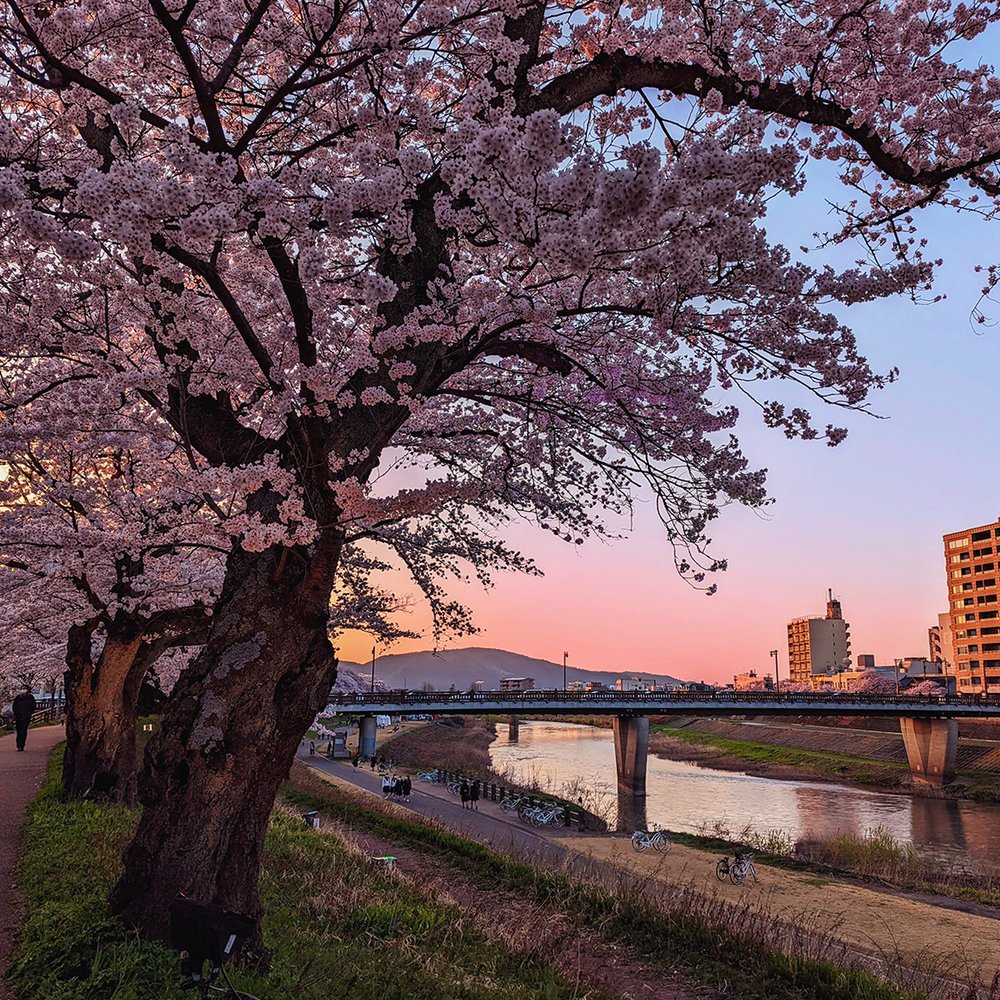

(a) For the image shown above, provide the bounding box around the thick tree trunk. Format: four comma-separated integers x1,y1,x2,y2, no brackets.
63,622,146,803
109,535,341,948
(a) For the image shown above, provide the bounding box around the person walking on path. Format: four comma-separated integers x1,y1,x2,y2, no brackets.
470,780,480,811
11,689,36,752
459,779,470,809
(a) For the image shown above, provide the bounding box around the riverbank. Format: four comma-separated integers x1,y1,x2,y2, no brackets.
289,763,984,998
650,720,1000,802
527,713,1000,801
378,715,497,774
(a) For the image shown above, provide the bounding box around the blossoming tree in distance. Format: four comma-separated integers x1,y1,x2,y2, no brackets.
2,0,999,943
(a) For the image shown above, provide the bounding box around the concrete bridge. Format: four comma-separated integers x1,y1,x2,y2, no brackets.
327,689,1000,794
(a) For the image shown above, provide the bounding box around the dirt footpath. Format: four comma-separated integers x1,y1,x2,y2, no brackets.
556,835,1000,988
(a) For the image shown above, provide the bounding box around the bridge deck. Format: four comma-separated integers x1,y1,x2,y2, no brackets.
327,691,1000,719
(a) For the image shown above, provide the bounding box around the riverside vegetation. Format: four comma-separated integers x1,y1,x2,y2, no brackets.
11,748,982,1000
384,716,1000,910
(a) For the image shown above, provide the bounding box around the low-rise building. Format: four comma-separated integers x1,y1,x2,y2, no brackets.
733,670,773,691
499,676,534,692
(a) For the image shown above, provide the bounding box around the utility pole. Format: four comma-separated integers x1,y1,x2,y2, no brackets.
563,651,569,691
770,649,779,694
370,645,376,693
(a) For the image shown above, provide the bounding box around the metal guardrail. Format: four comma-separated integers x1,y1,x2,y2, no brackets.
327,689,1000,715
430,768,590,830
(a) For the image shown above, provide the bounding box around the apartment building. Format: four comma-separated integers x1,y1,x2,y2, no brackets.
944,516,1000,693
787,590,852,686
499,676,534,692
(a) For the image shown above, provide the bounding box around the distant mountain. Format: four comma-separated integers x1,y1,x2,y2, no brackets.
338,646,684,691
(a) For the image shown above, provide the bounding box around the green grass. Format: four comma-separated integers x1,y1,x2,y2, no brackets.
9,753,595,1000
654,726,908,783
285,769,934,1000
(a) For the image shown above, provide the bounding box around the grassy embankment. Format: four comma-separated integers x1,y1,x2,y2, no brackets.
9,754,600,1000
653,725,908,786
651,724,1000,802
11,748,955,1000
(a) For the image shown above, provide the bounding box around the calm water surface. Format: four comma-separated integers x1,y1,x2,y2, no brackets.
490,720,1000,869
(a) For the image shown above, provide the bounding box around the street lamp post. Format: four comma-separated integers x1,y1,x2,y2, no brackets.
370,645,377,694
770,649,780,694
563,651,569,692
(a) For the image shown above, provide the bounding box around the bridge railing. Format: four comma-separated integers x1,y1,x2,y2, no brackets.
328,689,1000,709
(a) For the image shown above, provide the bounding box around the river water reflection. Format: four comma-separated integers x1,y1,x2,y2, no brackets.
489,720,1000,869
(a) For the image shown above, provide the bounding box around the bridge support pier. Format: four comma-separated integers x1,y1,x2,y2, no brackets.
613,715,648,798
359,715,377,761
508,714,519,742
900,717,957,785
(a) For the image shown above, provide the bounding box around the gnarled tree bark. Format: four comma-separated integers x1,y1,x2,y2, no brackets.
63,611,210,803
109,532,342,947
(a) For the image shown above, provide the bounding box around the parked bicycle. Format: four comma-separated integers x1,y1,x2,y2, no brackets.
630,828,671,853
417,770,441,783
523,803,565,829
376,758,397,775
499,793,528,814
716,851,758,885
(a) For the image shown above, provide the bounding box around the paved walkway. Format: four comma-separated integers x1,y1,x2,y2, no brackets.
296,751,577,868
0,725,65,1000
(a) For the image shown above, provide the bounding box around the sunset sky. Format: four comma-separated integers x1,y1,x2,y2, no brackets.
337,160,1000,686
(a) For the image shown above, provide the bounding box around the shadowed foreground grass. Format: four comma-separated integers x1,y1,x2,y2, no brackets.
11,751,967,1000
8,754,594,1000
285,768,952,1000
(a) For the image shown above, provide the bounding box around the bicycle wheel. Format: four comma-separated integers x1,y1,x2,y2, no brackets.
631,832,648,853
549,812,565,829
715,860,730,882
529,811,545,828
652,832,671,853
730,865,746,886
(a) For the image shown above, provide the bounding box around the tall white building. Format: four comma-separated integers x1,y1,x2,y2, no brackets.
787,590,852,686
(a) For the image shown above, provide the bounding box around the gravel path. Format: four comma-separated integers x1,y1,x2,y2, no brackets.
0,725,65,1000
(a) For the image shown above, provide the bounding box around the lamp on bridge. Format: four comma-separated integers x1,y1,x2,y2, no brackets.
770,649,780,693
563,651,569,691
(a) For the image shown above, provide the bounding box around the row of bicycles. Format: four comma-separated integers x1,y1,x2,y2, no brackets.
416,770,470,797
499,793,567,828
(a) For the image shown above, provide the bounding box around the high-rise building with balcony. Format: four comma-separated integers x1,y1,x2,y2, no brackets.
787,590,852,686
944,517,1000,693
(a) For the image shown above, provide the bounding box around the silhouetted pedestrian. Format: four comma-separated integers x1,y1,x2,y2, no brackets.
470,780,480,811
460,779,470,809
402,776,411,801
352,753,359,769
12,687,36,752
309,740,316,756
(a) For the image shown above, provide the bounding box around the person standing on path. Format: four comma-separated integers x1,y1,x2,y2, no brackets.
460,779,470,809
470,780,480,811
11,688,36,752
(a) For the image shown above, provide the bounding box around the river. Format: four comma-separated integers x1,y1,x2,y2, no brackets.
489,720,1000,870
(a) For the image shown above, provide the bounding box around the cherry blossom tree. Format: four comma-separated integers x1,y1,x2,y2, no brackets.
904,679,946,697
0,435,221,799
2,0,999,945
846,670,896,696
